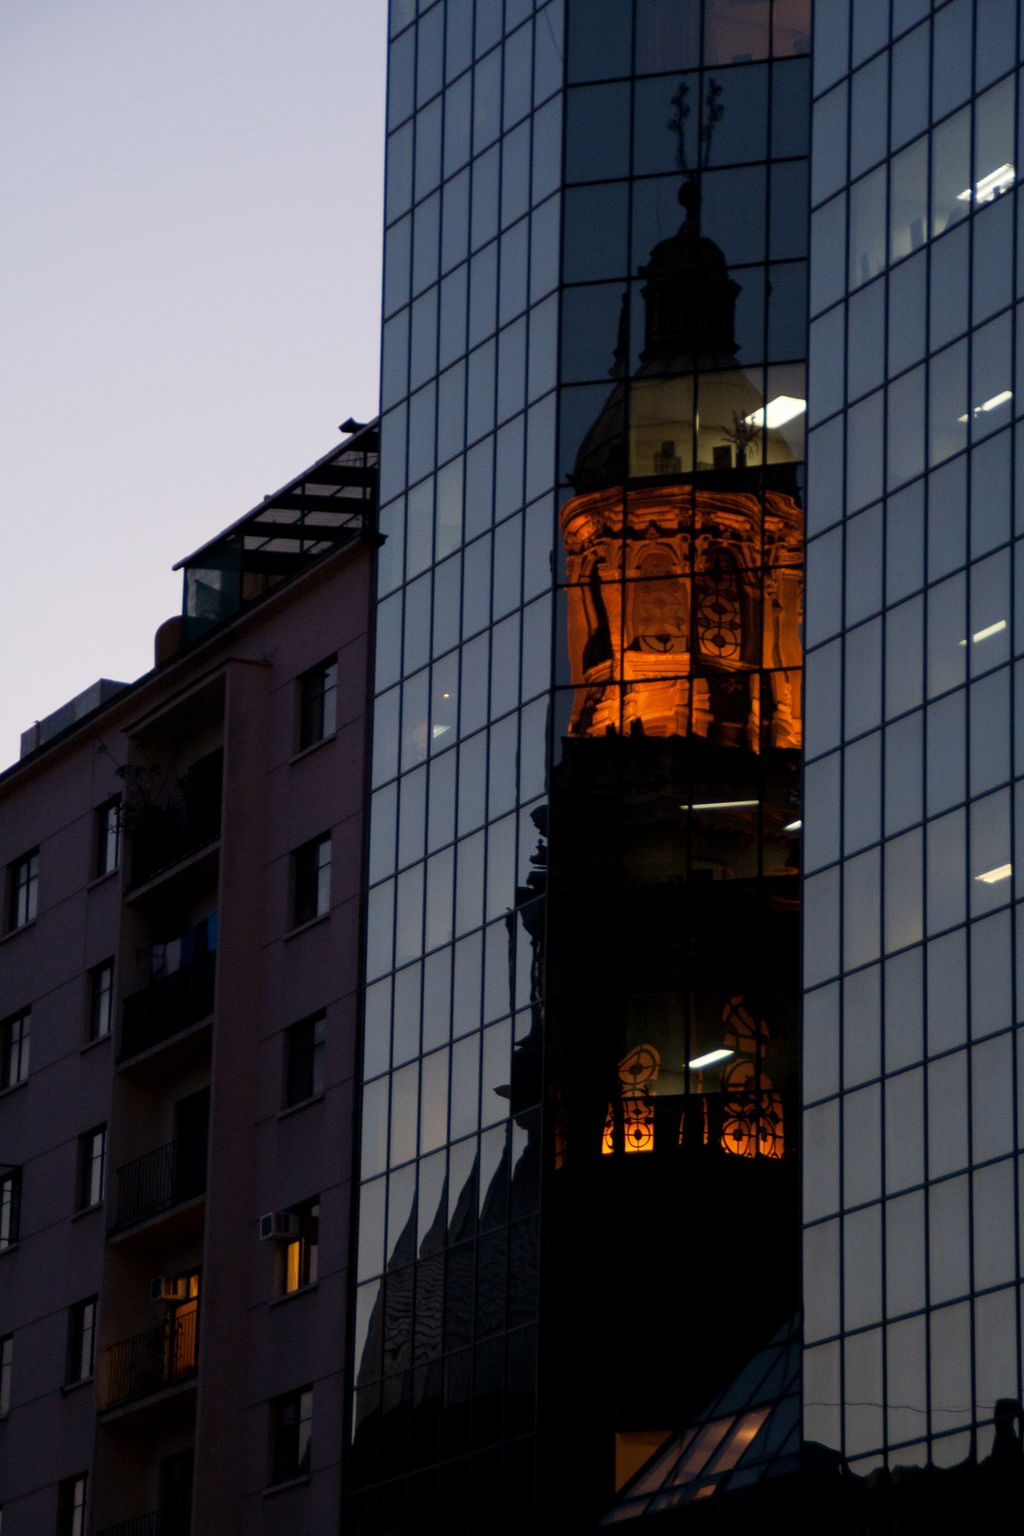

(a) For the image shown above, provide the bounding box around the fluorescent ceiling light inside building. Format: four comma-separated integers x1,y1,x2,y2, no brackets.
783,819,802,832
957,163,1015,204
688,1049,734,1070
743,395,807,429
682,799,759,811
957,619,1007,646
975,864,1012,885
958,390,1012,421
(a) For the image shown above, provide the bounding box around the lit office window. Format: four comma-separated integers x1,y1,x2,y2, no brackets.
7,850,38,930
298,659,338,750
292,835,331,926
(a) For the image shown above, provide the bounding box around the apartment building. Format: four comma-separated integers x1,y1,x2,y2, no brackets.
0,426,376,1534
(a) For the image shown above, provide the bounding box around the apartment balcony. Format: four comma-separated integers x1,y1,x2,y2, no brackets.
101,1309,199,1412
128,752,223,889
119,949,215,1064
109,1140,207,1237
98,1516,160,1536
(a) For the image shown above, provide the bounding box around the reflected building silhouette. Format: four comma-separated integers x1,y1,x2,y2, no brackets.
353,8,813,1531
526,157,805,1510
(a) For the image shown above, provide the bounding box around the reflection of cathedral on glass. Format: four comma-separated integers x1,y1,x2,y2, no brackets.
718,996,784,1160
602,1043,660,1155
562,118,804,745
601,998,784,1161
562,489,802,745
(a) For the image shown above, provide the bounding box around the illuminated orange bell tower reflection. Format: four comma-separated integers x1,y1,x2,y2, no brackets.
560,484,803,748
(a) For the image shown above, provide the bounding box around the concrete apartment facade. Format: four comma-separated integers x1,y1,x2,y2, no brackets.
0,429,376,1535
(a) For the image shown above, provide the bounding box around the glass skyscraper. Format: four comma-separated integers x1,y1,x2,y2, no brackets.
353,1,811,1529
803,0,1024,1483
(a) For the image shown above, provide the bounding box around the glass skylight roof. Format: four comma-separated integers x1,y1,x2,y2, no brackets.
601,1318,800,1524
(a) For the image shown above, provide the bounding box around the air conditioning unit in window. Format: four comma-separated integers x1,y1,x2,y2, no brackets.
150,1275,188,1303
260,1210,299,1242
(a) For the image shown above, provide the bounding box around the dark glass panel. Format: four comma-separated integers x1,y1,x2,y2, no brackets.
442,171,471,273
417,2,444,107
566,0,632,83
931,0,973,122
445,70,473,178
501,119,532,230
499,218,530,325
471,144,501,252
771,57,809,157
566,82,630,182
473,48,502,153
504,24,533,129
415,96,443,201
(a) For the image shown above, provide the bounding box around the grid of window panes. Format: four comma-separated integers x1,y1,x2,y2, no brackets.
356,3,563,1521
803,0,1024,1480
358,0,810,1528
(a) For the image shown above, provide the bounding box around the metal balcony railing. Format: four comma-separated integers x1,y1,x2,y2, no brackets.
110,1141,207,1234
119,949,215,1062
97,1515,160,1536
129,753,223,888
102,1308,199,1410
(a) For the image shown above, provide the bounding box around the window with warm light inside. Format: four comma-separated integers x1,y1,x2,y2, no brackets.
279,1200,319,1295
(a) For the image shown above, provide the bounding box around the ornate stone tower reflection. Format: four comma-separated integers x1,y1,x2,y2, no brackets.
537,162,804,1502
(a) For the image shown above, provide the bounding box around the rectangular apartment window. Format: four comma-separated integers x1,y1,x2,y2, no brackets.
95,798,121,876
270,1386,313,1484
0,1334,12,1415
57,1474,87,1536
0,1169,20,1251
77,1127,106,1210
66,1299,96,1384
298,658,338,749
284,1012,325,1105
7,850,38,930
88,960,115,1041
1,1011,30,1090
280,1200,319,1295
292,835,331,926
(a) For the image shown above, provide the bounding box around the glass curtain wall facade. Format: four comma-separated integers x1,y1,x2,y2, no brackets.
803,0,1024,1479
354,2,810,1529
